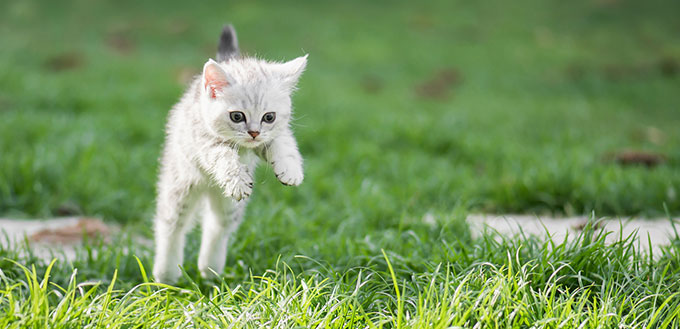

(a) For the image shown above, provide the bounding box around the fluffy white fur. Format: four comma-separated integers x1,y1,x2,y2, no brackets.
153,55,307,283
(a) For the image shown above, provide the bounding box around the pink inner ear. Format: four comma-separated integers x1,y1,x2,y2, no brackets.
204,66,229,99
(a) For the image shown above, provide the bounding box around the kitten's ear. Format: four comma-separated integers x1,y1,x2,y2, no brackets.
202,59,230,99
273,54,308,90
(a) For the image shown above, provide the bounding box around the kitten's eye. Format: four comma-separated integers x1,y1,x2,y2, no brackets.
229,111,246,123
262,112,276,123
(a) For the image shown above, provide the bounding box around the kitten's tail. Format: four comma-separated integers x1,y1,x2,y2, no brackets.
217,24,240,62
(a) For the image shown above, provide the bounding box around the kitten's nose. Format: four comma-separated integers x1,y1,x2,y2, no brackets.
247,131,260,138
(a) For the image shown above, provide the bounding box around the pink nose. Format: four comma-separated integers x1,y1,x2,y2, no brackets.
248,131,260,138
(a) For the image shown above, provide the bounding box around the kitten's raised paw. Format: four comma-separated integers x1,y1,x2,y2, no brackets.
274,159,304,186
226,167,253,201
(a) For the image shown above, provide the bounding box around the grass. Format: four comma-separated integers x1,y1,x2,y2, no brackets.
0,0,679,221
1,0,680,327
2,217,680,328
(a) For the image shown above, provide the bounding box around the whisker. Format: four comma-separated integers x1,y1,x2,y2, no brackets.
289,114,309,128
289,121,309,128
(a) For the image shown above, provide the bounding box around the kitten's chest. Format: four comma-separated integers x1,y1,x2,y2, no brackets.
238,148,259,168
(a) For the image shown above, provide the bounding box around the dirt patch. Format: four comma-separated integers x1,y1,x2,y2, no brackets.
360,75,384,94
566,57,679,82
604,150,666,168
0,217,121,260
166,18,191,35
30,217,111,244
106,32,135,54
658,57,679,77
407,13,434,30
44,52,85,72
415,68,462,100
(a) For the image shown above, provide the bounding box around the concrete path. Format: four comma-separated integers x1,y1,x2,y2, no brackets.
1,214,678,261
466,214,679,255
0,217,116,260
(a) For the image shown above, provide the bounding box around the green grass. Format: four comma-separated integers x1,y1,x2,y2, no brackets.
2,217,680,328
1,0,680,327
0,0,679,221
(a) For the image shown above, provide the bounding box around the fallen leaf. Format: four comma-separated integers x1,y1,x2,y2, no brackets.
30,217,111,244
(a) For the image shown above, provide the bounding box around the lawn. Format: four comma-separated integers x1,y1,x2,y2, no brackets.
1,0,680,327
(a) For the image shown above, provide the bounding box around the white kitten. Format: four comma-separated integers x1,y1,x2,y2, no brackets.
153,25,307,283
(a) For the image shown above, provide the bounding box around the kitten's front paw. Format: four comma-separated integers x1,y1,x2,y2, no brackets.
273,158,304,186
226,167,253,201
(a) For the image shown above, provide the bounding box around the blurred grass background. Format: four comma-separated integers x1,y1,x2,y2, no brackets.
0,0,679,225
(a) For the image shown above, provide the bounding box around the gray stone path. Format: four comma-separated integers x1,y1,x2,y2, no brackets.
466,214,679,255
1,214,678,261
0,217,116,260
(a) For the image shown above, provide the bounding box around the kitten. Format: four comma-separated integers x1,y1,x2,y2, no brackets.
152,25,307,283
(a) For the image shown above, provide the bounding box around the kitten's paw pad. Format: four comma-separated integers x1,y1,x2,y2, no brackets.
227,168,253,201
274,160,303,186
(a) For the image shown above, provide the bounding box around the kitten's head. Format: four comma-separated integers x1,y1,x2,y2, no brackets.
198,55,307,148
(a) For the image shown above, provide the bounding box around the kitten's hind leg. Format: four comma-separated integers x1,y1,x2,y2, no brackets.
198,189,246,279
153,183,201,283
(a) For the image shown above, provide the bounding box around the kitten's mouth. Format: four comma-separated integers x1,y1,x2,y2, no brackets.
240,138,263,148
